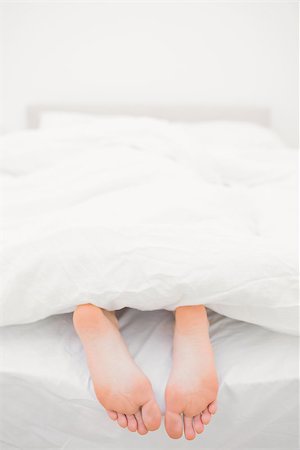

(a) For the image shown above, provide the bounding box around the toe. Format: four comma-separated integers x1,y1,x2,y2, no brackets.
107,410,117,421
117,413,127,428
141,399,161,431
193,414,204,434
126,414,137,432
165,411,183,439
208,400,217,415
201,409,211,425
183,415,196,440
135,410,148,435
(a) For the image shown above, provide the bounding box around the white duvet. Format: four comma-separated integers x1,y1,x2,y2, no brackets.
0,118,298,334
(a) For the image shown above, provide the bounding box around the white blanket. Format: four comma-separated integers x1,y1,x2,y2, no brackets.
0,119,298,334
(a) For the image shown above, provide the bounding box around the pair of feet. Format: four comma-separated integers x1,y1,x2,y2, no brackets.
73,304,218,440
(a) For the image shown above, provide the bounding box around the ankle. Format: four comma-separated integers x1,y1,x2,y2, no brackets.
175,305,209,335
73,304,118,335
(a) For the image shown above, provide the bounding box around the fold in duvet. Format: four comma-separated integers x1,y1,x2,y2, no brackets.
0,120,298,334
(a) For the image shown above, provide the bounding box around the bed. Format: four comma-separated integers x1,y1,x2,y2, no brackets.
0,309,298,449
0,105,298,449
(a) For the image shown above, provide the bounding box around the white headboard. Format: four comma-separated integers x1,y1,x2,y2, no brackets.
27,104,270,129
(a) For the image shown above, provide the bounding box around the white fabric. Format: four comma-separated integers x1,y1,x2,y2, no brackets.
0,309,298,449
0,119,298,334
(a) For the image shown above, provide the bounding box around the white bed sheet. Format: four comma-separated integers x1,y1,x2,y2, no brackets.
0,308,298,449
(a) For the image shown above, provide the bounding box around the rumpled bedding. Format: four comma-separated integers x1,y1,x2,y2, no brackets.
0,118,298,334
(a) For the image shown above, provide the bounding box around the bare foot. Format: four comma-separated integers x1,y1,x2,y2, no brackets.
165,305,218,440
73,304,161,435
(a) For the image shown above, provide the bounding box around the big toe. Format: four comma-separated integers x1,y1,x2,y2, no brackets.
142,398,161,431
165,411,183,439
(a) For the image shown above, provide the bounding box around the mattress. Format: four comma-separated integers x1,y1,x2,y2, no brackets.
0,308,298,449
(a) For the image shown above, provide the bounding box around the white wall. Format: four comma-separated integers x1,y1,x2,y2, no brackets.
1,1,298,146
